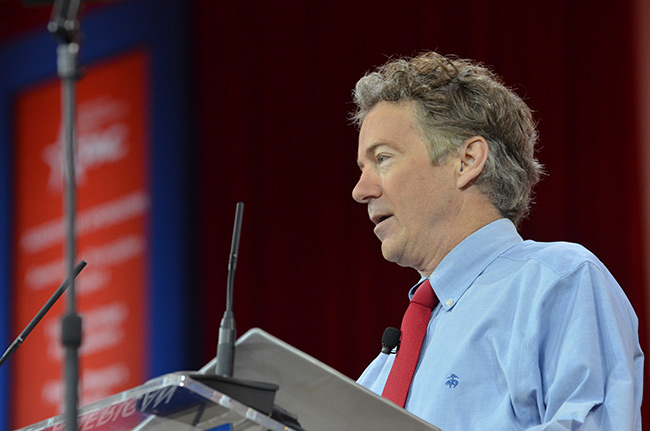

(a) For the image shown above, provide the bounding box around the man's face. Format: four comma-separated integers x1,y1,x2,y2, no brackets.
352,101,462,275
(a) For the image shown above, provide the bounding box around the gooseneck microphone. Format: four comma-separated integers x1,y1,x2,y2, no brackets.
0,260,87,367
381,327,401,354
215,202,244,377
191,203,303,429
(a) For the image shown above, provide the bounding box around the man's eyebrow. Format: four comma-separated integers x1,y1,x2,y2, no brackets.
366,143,386,155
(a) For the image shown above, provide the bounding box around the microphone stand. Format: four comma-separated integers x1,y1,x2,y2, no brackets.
47,1,84,430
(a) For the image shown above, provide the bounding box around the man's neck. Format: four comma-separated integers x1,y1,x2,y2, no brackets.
417,197,503,277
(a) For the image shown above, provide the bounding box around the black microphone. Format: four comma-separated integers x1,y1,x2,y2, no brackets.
190,202,293,425
215,202,244,377
381,327,401,354
0,260,87,367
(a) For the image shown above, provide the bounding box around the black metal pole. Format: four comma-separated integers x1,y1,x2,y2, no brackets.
48,1,83,430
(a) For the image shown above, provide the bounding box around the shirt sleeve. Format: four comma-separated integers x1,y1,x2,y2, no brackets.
525,261,643,431
357,352,393,395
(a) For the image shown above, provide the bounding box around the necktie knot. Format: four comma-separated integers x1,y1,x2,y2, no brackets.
410,279,436,309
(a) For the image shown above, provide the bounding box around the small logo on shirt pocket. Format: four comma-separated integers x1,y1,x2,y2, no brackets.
445,374,459,388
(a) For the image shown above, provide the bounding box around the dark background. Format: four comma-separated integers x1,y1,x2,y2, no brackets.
1,0,647,426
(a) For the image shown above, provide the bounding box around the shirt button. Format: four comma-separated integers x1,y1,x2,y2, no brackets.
445,299,454,307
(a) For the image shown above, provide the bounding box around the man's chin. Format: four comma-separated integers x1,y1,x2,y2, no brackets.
380,241,403,265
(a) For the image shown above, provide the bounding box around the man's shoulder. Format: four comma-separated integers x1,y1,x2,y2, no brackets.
498,239,606,278
482,239,631,322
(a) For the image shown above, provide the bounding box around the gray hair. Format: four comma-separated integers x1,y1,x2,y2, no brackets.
352,52,543,224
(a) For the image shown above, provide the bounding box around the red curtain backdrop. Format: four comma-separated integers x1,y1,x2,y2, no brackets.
191,0,648,423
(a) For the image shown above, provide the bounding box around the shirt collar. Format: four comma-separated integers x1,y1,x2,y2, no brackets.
409,218,523,310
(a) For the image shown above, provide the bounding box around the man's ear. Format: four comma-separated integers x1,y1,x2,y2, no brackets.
457,136,489,189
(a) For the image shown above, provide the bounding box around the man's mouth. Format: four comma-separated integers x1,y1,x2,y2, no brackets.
371,214,393,226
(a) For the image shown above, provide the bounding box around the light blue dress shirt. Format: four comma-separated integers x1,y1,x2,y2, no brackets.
358,219,643,430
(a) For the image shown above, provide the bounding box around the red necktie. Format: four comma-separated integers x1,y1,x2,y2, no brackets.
382,279,437,407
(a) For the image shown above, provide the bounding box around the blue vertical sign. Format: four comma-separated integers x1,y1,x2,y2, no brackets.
0,0,194,428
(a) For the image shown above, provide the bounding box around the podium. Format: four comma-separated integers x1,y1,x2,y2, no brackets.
15,372,292,431
16,329,440,431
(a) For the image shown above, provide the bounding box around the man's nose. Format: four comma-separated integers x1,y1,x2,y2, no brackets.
352,170,381,203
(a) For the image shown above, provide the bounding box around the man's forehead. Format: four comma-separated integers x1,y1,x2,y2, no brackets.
360,102,420,138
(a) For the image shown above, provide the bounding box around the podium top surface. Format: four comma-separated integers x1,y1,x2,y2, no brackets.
203,327,441,431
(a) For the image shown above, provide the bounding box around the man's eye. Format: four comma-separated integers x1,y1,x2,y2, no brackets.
376,154,389,163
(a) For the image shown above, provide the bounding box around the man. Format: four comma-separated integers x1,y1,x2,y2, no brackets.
352,52,643,430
